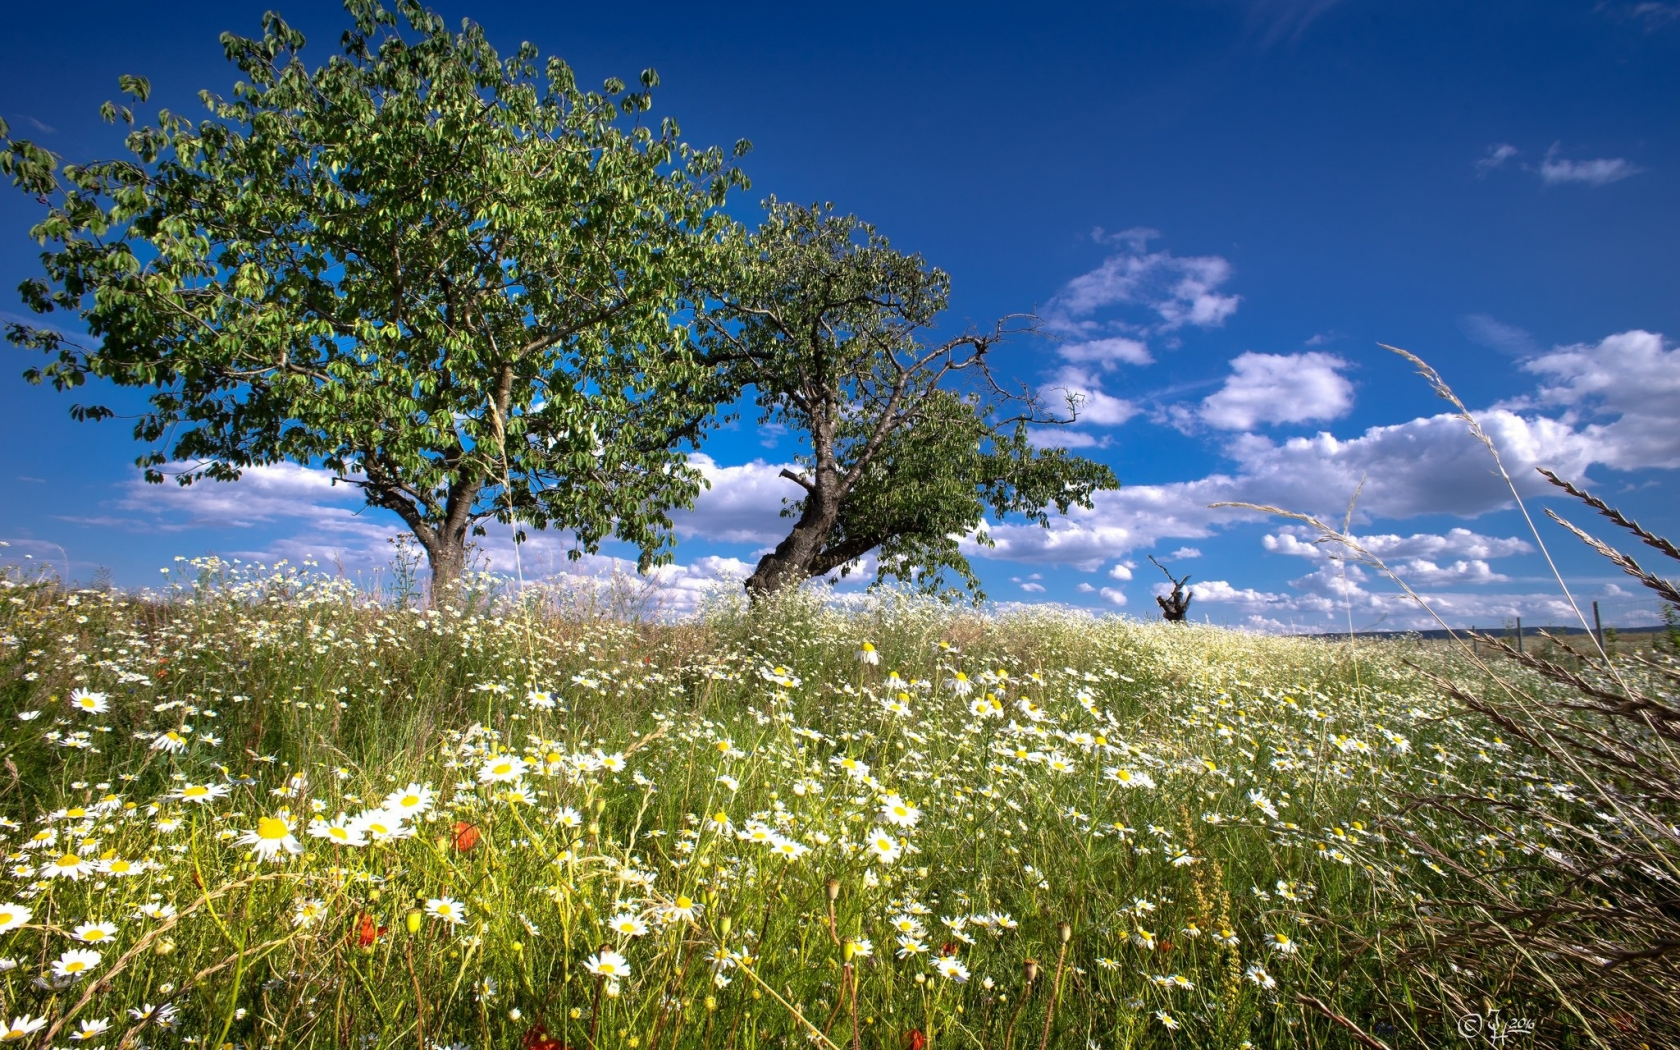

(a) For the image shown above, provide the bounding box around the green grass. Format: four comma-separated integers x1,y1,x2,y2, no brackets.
0,558,1617,1048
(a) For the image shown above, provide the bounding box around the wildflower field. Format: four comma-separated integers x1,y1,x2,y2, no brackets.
0,559,1663,1049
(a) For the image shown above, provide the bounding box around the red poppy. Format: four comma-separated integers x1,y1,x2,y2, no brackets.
521,1024,564,1050
352,913,386,948
940,941,960,956
453,821,481,852
906,1029,927,1050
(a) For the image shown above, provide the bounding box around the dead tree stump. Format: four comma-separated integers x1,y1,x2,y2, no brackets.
1149,555,1193,622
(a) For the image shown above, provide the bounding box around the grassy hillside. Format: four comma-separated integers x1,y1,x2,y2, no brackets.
0,558,1666,1048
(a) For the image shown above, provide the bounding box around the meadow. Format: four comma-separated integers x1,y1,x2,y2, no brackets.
0,557,1670,1049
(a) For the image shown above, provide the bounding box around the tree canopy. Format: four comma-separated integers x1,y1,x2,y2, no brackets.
2,0,748,590
694,201,1119,602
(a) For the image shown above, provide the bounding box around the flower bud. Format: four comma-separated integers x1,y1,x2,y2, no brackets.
825,877,841,902
1058,920,1072,944
1023,958,1039,984
405,909,423,935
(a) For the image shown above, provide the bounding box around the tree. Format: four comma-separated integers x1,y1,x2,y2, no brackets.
2,0,749,592
692,201,1118,602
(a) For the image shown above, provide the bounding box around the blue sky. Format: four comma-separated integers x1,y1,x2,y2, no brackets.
2,0,1677,630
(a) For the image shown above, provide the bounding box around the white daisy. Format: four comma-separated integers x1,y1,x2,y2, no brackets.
68,689,109,714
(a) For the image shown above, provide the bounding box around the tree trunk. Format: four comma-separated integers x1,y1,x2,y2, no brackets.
744,506,835,604
423,534,468,606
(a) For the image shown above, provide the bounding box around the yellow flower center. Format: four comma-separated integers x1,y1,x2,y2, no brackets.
256,817,290,841
56,853,81,868
675,896,692,910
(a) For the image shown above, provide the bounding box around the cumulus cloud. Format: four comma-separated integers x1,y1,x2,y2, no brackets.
1514,330,1680,469
1156,570,1626,633
670,455,798,545
970,331,1675,572
1170,547,1202,559
59,464,403,575
1388,559,1511,585
1098,586,1128,606
1263,525,1532,564
1198,352,1354,430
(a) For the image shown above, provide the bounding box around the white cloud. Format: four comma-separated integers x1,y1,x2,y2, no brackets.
1098,586,1128,606
1477,141,1644,188
1198,352,1354,430
971,331,1676,572
1514,330,1680,469
1075,582,1096,593
1599,2,1680,27
1475,143,1520,176
1629,2,1680,26
1389,559,1511,586
1170,579,1286,605
1170,546,1203,559
1055,337,1154,369
1045,228,1240,338
1256,533,1520,598
1042,367,1141,428
1538,146,1643,186
1263,525,1533,564
1147,569,1604,632
1028,428,1109,450
1107,561,1134,580
670,455,799,545
1460,314,1541,357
